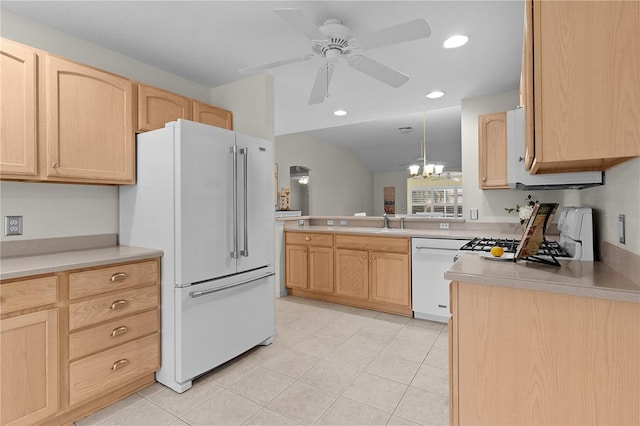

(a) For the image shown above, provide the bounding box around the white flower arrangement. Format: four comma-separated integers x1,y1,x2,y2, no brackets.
505,194,538,225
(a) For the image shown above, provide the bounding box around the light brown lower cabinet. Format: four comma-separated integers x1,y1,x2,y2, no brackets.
449,280,640,425
0,258,161,426
285,231,411,316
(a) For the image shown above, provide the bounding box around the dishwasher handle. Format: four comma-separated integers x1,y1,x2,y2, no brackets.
414,246,461,251
189,272,274,298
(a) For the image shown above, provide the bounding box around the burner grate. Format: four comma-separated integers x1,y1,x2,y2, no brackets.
460,237,570,258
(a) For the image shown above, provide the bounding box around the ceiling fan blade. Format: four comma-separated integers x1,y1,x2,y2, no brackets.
239,54,314,75
347,55,409,88
308,63,335,105
274,8,326,40
357,19,431,50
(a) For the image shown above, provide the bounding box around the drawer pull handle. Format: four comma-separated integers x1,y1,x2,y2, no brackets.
112,359,129,371
305,237,311,241
111,326,129,337
110,300,127,310
110,272,128,282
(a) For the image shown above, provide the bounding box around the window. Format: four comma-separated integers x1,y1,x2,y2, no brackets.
410,187,463,217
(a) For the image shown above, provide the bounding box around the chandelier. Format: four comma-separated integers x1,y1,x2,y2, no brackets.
409,112,444,178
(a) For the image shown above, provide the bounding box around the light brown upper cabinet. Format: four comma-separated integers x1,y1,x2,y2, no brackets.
137,84,191,132
193,101,233,130
478,112,509,189
523,0,640,174
0,39,38,180
45,55,135,184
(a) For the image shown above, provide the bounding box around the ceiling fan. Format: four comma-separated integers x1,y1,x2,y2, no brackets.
239,8,431,104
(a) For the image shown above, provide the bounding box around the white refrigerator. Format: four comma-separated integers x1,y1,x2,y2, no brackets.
120,119,275,393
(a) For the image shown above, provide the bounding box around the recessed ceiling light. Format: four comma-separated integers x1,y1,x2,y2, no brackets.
443,35,469,49
425,91,445,99
333,109,347,116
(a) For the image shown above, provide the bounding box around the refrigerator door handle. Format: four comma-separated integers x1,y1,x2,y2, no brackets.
189,272,274,298
230,145,239,259
240,147,249,257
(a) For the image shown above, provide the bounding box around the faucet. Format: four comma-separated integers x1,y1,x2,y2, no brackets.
400,217,405,230
383,213,389,229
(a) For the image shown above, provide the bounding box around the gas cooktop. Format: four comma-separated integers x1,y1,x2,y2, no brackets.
459,237,571,258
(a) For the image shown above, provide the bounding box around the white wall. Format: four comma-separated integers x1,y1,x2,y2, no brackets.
0,12,273,241
275,133,373,216
0,182,118,240
579,159,640,256
460,90,579,223
373,171,409,216
210,74,275,142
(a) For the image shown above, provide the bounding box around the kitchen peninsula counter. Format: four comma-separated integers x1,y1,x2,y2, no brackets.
0,245,163,280
284,225,524,240
445,253,640,303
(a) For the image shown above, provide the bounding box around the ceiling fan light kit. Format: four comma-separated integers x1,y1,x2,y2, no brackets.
240,8,432,105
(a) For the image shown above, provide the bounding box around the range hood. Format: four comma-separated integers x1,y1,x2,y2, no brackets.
506,108,603,190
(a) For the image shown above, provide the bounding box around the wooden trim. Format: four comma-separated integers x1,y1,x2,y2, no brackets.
288,287,412,317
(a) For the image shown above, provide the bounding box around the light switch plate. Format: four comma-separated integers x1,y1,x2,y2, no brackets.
470,208,479,220
327,219,334,226
619,214,625,244
439,222,450,229
4,216,23,236
339,220,348,226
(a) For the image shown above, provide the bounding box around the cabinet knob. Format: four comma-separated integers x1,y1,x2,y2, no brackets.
111,326,129,337
305,237,311,241
110,272,128,282
51,162,59,169
111,359,129,371
110,300,127,310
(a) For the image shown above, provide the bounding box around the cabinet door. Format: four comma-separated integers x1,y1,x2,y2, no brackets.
192,101,233,130
531,0,640,173
334,248,368,299
285,244,308,289
308,246,333,293
478,112,508,189
521,0,534,171
1,309,59,426
137,84,191,132
0,39,37,178
44,55,135,183
369,252,410,307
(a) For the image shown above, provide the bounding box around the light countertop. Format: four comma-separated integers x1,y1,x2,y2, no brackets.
1,246,163,280
284,225,523,240
445,254,640,303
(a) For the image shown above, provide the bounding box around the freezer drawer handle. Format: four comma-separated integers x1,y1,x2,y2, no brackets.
189,272,274,298
110,272,128,282
111,359,129,371
111,326,128,337
110,300,127,310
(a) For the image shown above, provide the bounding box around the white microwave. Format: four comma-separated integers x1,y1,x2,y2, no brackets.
506,108,603,190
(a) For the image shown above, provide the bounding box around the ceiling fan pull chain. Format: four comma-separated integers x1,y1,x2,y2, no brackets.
326,62,330,99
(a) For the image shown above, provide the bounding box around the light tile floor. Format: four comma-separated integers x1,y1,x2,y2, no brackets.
76,296,449,426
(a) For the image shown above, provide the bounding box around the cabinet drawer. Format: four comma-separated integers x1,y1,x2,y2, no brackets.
0,276,58,314
69,309,159,360
69,333,159,406
69,260,159,300
69,286,158,330
335,235,409,254
286,232,333,247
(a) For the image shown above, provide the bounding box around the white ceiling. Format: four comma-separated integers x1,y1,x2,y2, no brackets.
1,1,525,173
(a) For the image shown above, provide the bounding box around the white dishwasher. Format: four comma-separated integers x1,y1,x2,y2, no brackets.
411,238,468,323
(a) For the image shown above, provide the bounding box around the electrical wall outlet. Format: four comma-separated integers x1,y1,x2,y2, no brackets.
326,219,334,226
4,216,23,236
470,208,479,220
439,222,450,229
619,214,625,244
339,220,348,226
